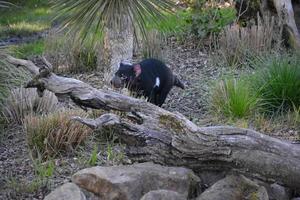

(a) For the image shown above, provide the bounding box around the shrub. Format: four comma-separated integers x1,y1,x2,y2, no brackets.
25,109,92,159
183,0,236,38
1,88,59,124
187,6,236,38
216,14,282,68
211,78,259,118
250,54,300,113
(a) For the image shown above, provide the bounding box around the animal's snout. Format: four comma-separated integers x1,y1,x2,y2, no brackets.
111,75,122,88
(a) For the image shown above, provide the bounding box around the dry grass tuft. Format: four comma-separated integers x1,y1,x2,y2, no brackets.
216,14,282,67
141,30,166,61
44,30,100,73
1,88,59,124
25,109,92,159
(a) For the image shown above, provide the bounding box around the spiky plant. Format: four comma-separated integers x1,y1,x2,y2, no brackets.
52,0,175,75
53,0,175,41
0,1,12,8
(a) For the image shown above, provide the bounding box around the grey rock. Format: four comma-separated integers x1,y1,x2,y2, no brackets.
140,190,186,200
268,183,290,200
44,183,86,200
196,175,268,200
72,162,200,200
197,171,226,189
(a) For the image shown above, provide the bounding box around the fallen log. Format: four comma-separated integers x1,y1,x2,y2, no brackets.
7,56,300,191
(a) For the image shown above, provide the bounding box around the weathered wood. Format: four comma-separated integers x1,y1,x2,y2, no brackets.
7,56,300,191
237,0,300,49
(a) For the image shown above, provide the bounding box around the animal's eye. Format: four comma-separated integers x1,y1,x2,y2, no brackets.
121,74,127,80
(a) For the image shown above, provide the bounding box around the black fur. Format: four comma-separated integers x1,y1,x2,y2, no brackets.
111,58,184,106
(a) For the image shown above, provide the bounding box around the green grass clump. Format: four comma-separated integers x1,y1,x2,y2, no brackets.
210,53,300,120
251,55,300,113
211,78,259,119
10,40,45,58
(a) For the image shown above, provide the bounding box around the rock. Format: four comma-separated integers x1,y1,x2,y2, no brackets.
196,175,268,200
268,183,290,200
197,171,226,189
44,183,86,200
72,162,200,200
140,190,186,200
291,198,300,200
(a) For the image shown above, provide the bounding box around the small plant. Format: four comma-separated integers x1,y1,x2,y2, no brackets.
251,54,300,113
88,145,99,166
106,143,125,165
25,109,92,159
211,78,259,119
1,88,59,124
5,158,54,197
33,159,55,180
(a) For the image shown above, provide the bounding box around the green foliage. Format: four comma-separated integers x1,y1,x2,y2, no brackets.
88,145,98,166
250,55,300,113
146,10,190,36
10,40,45,58
211,78,259,119
210,53,300,119
187,7,236,37
0,0,52,38
33,159,55,180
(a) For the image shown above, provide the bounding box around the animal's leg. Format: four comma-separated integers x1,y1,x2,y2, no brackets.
156,86,172,107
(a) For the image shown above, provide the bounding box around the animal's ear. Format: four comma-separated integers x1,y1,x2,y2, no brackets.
133,64,142,77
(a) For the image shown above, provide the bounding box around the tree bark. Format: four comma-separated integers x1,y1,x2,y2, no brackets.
7,56,300,191
236,0,300,49
272,0,300,49
103,15,134,82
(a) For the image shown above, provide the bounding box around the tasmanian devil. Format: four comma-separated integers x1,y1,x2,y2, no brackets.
110,58,184,107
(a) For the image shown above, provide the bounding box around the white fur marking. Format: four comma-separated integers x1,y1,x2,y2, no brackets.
155,77,160,87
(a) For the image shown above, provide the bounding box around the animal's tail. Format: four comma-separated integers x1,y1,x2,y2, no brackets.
174,76,185,89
